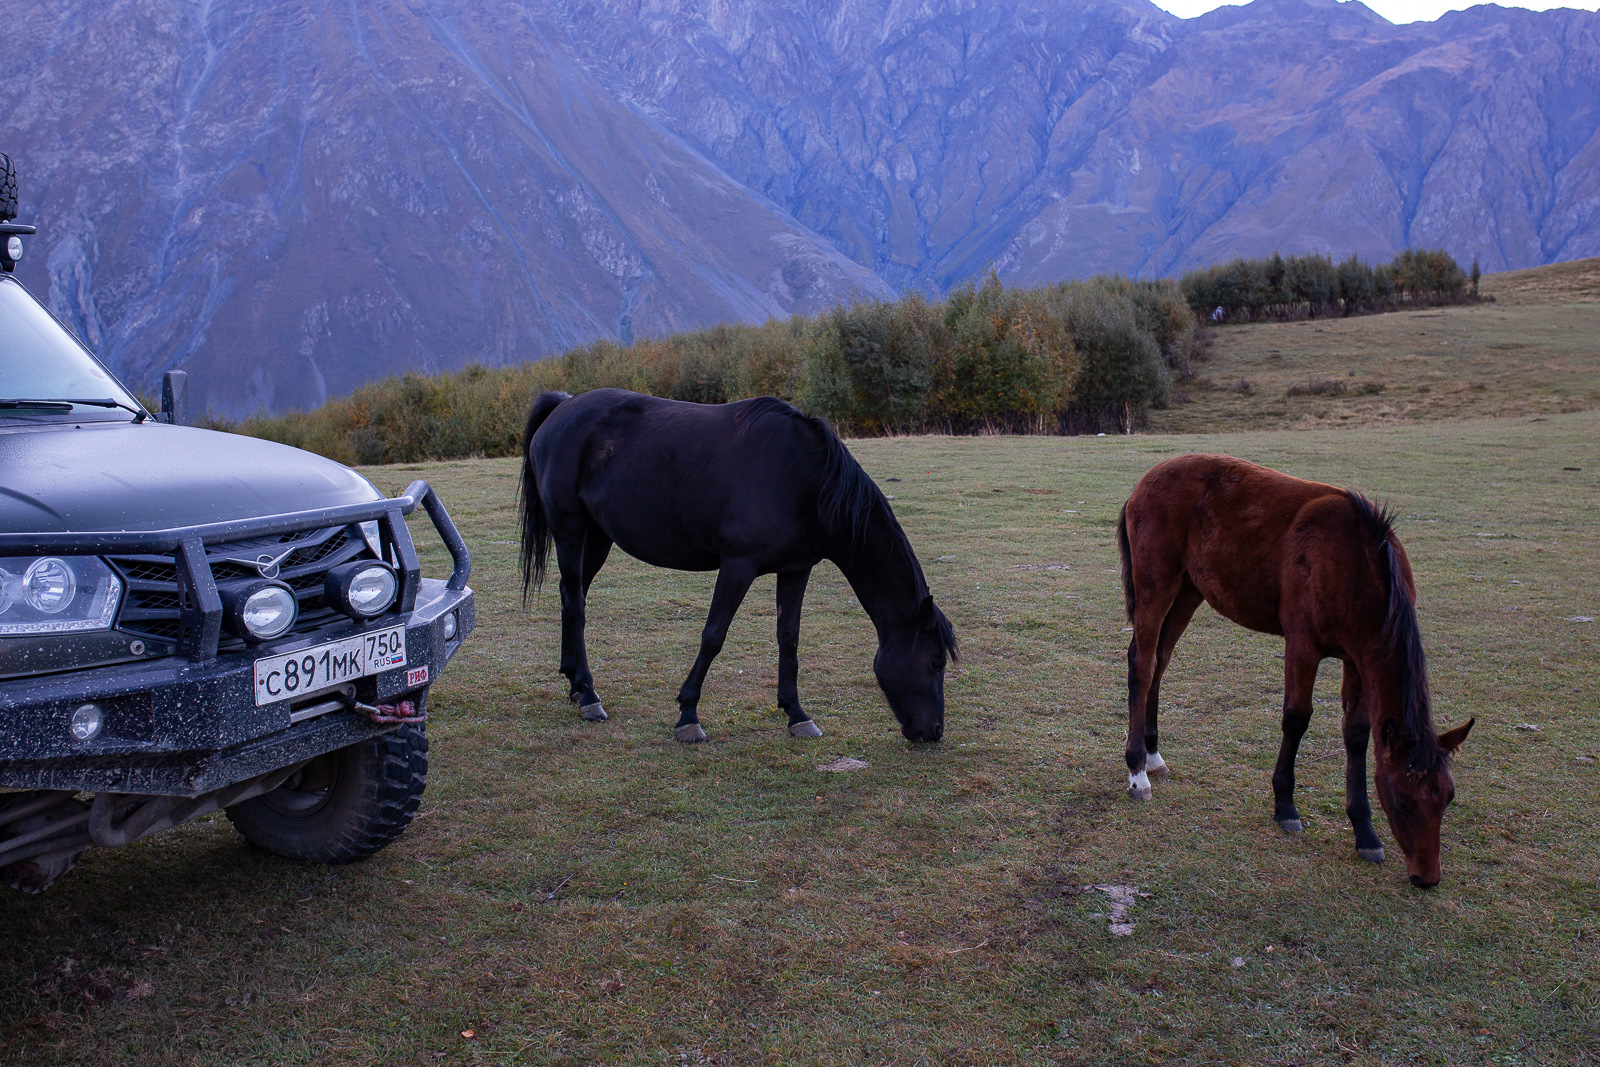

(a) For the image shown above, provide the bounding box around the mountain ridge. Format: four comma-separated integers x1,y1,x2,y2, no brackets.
2,0,1596,414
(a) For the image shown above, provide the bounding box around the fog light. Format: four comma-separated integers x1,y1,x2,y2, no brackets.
324,561,397,618
221,580,299,641
242,585,297,638
441,610,458,641
69,703,103,741
5,235,22,262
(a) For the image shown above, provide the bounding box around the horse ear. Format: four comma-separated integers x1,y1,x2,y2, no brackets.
918,594,935,625
1438,717,1474,754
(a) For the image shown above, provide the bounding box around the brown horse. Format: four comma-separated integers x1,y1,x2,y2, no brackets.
1117,454,1472,888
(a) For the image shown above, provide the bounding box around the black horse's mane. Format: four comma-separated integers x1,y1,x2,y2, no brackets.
735,397,888,547
1347,491,1443,774
738,397,959,660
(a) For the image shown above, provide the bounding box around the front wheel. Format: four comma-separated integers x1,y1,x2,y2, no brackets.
225,724,428,864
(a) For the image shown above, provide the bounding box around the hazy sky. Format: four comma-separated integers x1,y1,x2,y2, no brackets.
1150,0,1600,21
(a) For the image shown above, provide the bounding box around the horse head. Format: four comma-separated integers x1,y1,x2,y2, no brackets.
1375,718,1474,888
873,595,957,743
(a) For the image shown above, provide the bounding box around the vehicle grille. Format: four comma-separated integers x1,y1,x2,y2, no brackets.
108,526,373,652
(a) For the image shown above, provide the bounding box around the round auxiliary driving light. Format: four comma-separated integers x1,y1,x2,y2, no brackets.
221,581,298,640
5,235,22,262
441,610,458,641
24,557,76,614
324,561,398,619
70,703,103,742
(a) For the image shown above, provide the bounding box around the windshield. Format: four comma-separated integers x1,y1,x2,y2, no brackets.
0,275,141,414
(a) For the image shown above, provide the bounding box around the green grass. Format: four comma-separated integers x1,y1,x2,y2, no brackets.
5,409,1599,1065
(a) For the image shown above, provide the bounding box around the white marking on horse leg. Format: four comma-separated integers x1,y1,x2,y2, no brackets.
1127,769,1152,801
1145,750,1168,777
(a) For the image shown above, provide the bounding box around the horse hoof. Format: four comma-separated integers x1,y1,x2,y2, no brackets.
1127,785,1152,801
1145,752,1170,778
579,702,607,722
788,720,823,739
1357,847,1385,864
675,723,708,743
1277,818,1304,834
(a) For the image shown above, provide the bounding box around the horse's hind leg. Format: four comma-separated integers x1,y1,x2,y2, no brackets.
776,568,821,738
1270,639,1322,833
1142,581,1203,780
555,528,607,721
581,526,612,595
1126,569,1186,799
1340,664,1385,862
673,560,758,743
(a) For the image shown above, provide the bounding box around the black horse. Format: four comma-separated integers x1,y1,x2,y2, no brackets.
518,388,957,743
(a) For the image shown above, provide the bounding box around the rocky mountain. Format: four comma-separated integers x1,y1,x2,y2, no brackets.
2,0,1597,414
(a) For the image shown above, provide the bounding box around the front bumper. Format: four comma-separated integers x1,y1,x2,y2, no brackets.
0,481,475,796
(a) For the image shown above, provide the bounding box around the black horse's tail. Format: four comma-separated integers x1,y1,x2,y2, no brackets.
1117,503,1135,622
518,391,571,601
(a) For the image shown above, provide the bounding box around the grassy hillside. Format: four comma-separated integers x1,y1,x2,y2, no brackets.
1149,257,1600,434
4,412,1597,1065
1480,255,1600,306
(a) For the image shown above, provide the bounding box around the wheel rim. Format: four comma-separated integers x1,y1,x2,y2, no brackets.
257,751,341,817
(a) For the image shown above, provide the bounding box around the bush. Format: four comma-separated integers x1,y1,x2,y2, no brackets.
1051,281,1169,432
930,273,1076,432
1181,248,1474,323
213,273,1199,458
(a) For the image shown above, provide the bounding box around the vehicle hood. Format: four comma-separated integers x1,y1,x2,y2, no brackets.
0,422,382,534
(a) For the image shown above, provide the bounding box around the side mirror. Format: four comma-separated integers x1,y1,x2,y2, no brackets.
161,370,190,426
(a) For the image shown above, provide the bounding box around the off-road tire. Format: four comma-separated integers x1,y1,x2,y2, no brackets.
224,724,428,864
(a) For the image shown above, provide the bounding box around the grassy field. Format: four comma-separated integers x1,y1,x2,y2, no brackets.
3,264,1599,1066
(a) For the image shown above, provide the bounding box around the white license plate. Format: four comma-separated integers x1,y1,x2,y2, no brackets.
253,627,407,707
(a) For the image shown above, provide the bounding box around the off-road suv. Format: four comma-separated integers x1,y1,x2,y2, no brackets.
0,154,475,892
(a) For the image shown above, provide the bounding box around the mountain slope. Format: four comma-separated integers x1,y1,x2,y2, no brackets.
3,0,887,413
565,0,1600,287
3,0,1597,414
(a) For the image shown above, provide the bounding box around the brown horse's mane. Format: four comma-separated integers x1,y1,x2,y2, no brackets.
1346,492,1445,775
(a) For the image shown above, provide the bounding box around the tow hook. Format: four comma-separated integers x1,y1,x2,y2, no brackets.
350,695,425,724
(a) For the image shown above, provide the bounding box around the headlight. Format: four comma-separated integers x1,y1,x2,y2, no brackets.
324,561,398,618
0,556,122,635
26,557,76,612
221,580,299,640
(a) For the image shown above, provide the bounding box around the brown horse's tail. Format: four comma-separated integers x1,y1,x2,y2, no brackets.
1117,503,1135,621
518,391,571,601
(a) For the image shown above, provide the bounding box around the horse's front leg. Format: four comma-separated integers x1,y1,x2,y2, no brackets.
1271,640,1321,833
776,568,821,738
1340,663,1385,863
555,531,606,721
673,560,758,743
